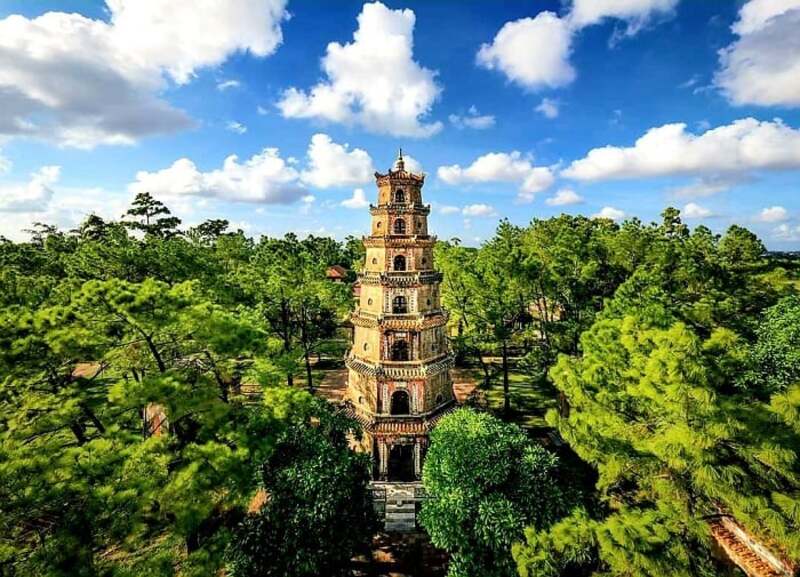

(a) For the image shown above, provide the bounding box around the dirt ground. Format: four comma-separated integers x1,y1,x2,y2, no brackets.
351,532,448,577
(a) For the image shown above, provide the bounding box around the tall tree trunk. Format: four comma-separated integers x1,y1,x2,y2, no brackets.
300,311,314,392
304,351,313,392
281,299,294,388
502,339,510,416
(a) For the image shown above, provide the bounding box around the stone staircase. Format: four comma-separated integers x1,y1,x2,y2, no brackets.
371,482,426,532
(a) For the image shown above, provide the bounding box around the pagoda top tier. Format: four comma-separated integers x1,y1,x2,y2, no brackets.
375,149,425,184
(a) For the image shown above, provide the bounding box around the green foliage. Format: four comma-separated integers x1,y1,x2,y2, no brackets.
226,399,375,577
420,408,566,577
743,295,800,396
514,315,800,576
0,197,361,576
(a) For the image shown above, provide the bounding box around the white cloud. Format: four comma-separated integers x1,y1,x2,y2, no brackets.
277,2,442,137
129,148,304,204
300,133,375,189
715,0,800,107
682,202,713,219
568,0,680,32
0,1,288,148
757,205,789,222
437,151,555,202
395,154,424,175
478,1,677,92
0,150,10,174
341,188,370,209
733,0,800,34
226,121,248,134
563,118,800,181
593,206,625,221
449,106,495,130
773,223,800,241
462,204,498,217
0,165,60,212
545,188,583,206
667,174,746,198
535,98,560,119
438,205,461,215
477,12,575,91
217,79,241,91
0,184,131,241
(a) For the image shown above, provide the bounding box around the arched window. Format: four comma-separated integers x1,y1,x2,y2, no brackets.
394,189,405,203
392,295,407,314
391,340,409,361
393,255,406,271
390,390,410,415
393,218,406,235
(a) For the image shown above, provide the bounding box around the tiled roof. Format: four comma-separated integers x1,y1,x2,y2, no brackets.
343,402,457,436
709,516,796,577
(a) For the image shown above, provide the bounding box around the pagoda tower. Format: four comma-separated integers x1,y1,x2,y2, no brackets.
346,151,455,482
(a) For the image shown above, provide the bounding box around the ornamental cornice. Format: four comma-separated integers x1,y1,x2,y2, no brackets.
350,310,449,330
358,271,443,287
370,204,431,216
374,170,425,184
363,236,436,248
345,353,454,380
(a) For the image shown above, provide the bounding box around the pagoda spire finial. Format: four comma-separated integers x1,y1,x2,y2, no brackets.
394,147,405,171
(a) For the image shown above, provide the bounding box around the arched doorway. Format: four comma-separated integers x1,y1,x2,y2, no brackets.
393,218,406,235
393,255,406,271
390,390,410,415
388,443,415,481
391,339,409,361
394,189,405,203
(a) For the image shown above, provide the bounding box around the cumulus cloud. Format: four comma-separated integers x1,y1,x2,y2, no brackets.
0,165,60,212
757,205,789,222
668,174,747,198
773,223,800,241
562,118,800,181
300,133,375,189
462,204,497,217
437,151,555,202
277,2,442,137
129,148,304,204
396,154,424,175
438,205,461,215
0,0,288,148
0,184,131,241
593,206,625,221
682,202,713,219
449,106,495,130
536,98,560,119
341,188,370,209
545,188,583,206
567,0,679,32
478,0,678,91
477,12,575,91
715,0,800,107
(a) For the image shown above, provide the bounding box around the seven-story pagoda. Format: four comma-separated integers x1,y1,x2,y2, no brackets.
346,151,455,482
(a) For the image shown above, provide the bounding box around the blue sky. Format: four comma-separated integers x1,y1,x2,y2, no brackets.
1,0,799,247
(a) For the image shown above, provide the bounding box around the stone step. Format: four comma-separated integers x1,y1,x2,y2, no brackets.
386,503,414,510
386,511,417,521
385,520,416,532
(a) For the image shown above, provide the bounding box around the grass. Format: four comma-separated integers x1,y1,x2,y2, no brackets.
458,365,559,432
